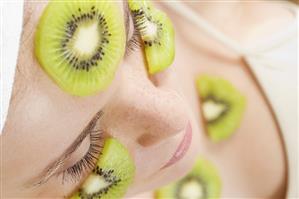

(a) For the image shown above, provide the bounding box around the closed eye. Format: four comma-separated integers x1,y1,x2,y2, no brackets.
61,127,104,183
32,111,104,187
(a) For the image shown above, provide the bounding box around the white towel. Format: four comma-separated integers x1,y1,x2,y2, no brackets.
0,0,24,133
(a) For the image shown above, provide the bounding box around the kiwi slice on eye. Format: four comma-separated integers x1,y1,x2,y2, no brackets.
155,157,221,199
128,0,175,74
71,138,135,199
196,75,246,142
35,1,126,96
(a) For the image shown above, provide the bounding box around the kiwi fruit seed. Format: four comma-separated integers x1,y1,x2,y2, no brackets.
128,0,175,74
35,1,126,96
71,138,135,199
196,75,246,142
155,157,221,199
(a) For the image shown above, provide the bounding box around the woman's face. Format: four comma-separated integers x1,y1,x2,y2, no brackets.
1,1,288,198
1,1,199,197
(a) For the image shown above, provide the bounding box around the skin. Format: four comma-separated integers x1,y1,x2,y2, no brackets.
0,0,293,198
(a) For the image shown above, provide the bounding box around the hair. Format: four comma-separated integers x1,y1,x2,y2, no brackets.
289,0,298,4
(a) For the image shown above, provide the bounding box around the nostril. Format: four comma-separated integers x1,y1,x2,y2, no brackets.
133,89,189,145
137,134,160,147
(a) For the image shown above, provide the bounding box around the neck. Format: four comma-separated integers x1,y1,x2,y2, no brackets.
160,0,247,55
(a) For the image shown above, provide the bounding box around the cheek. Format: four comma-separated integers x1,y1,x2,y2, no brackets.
2,92,77,193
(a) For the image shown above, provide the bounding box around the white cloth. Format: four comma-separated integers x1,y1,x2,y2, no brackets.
1,1,24,133
245,20,298,198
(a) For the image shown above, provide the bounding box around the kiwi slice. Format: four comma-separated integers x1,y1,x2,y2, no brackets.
155,157,221,199
35,1,126,96
71,138,135,199
196,75,246,142
128,0,175,74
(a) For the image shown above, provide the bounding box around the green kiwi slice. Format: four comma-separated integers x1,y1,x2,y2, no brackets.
196,75,246,142
71,138,135,199
155,157,221,199
128,0,175,74
35,1,126,96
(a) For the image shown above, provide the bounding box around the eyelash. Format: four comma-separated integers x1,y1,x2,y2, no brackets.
125,10,143,55
61,128,103,183
127,29,142,53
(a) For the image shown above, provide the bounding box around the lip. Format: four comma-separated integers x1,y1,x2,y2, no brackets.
161,122,192,169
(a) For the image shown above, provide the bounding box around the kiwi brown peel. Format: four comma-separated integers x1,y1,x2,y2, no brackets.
128,0,175,74
35,1,126,96
196,75,246,142
155,157,221,199
71,138,135,199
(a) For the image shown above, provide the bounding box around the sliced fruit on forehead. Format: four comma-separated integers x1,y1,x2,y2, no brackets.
128,0,175,74
71,138,135,199
35,1,126,96
155,157,221,199
196,75,246,142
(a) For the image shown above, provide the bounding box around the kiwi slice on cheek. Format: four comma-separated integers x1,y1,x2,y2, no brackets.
35,1,126,96
155,158,221,199
196,75,246,142
71,138,135,199
128,0,175,74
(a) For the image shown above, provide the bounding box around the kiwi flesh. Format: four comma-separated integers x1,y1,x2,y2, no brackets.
35,1,126,96
71,138,135,199
155,157,221,199
128,0,175,74
196,75,246,142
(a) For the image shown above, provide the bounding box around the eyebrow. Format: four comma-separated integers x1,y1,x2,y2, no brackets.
124,1,131,43
124,0,136,54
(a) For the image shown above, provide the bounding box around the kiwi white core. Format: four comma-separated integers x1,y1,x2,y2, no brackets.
73,21,100,56
82,174,112,195
202,100,226,122
180,180,204,199
142,20,157,40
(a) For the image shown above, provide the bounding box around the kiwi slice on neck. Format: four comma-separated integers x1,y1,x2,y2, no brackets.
35,1,126,96
196,75,246,142
128,0,175,74
155,157,221,199
71,138,135,199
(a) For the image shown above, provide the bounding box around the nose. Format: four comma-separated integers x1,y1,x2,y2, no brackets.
101,61,188,147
